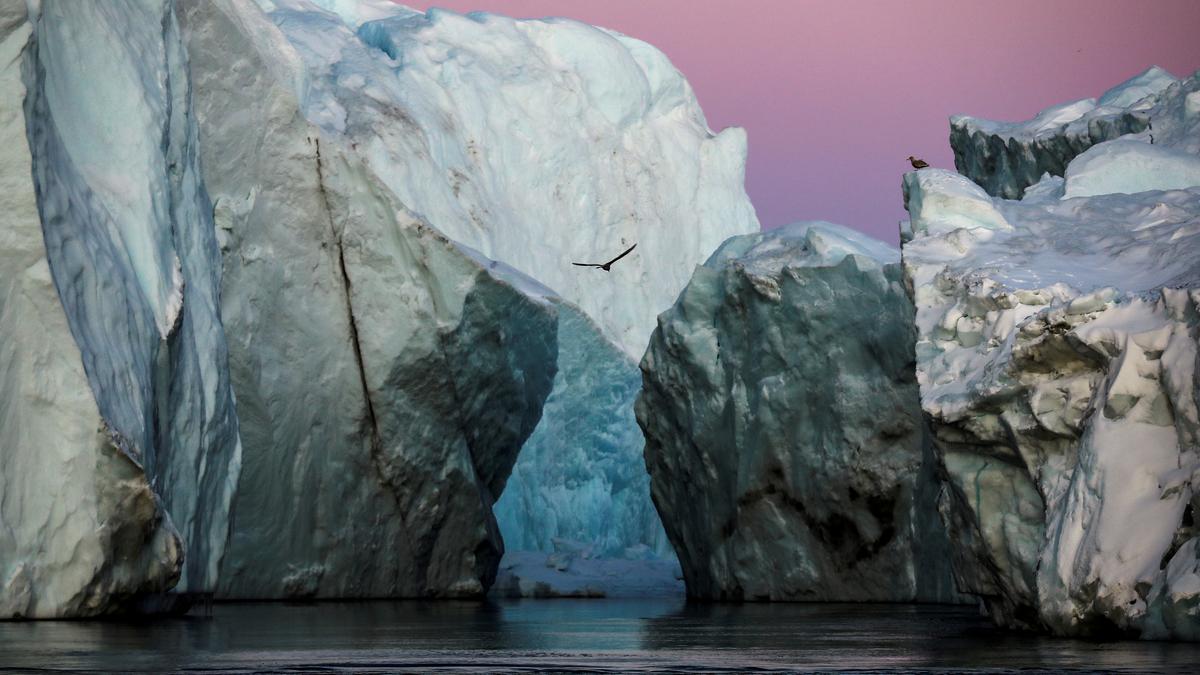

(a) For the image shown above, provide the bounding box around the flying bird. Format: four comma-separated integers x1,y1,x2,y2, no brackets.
907,156,930,169
572,243,637,272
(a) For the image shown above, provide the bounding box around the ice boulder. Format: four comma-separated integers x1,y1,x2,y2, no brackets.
902,164,1200,638
1,0,249,617
950,67,1184,199
180,0,558,599
637,222,960,602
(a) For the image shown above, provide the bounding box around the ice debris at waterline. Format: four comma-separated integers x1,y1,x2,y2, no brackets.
904,78,1200,636
637,222,961,603
491,541,684,599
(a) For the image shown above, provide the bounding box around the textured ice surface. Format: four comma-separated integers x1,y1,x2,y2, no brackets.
181,0,557,599
251,1,715,564
0,4,182,619
494,303,671,559
637,222,961,602
903,158,1200,637
1064,138,1200,198
264,1,759,357
951,67,1184,199
0,0,244,618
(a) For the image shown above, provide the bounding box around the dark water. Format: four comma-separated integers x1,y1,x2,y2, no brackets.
1,599,1199,673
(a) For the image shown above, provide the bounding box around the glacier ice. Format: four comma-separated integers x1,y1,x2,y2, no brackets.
181,0,558,599
903,145,1200,637
950,67,1180,199
248,1,750,567
637,222,960,602
0,3,182,618
269,2,760,357
1,0,743,611
0,0,246,618
493,303,672,559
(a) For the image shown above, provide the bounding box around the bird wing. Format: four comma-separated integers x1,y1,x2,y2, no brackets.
572,262,601,268
604,243,637,267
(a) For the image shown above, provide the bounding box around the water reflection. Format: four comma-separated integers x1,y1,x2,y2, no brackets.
0,599,1197,672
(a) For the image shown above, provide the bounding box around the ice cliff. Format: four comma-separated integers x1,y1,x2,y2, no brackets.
2,0,753,614
181,0,558,599
1,0,242,618
950,67,1183,199
248,1,758,564
1,0,556,613
637,222,959,602
905,69,1200,638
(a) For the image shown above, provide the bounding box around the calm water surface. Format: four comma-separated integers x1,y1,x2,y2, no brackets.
1,599,1198,673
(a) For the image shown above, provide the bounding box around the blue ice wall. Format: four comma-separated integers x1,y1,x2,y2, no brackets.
495,302,673,559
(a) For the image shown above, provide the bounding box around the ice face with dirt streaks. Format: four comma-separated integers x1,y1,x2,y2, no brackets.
182,0,559,600
253,0,731,567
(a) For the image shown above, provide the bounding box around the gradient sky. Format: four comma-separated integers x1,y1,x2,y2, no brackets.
404,1,1200,243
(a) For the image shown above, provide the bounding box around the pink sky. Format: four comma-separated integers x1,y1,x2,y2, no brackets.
404,1,1200,243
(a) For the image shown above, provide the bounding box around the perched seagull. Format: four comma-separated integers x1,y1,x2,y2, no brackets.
907,156,930,169
572,243,637,272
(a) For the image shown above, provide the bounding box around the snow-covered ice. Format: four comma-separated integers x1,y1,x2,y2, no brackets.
903,140,1200,637
950,67,1183,199
1064,138,1200,198
637,222,961,602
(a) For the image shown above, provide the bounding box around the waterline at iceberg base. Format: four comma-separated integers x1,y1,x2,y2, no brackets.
2,0,1200,659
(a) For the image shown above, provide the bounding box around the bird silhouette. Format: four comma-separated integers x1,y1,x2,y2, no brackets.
907,156,930,169
572,243,637,271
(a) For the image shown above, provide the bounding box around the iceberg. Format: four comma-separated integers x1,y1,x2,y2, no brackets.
269,2,759,357
950,66,1182,199
246,1,755,567
903,148,1200,636
181,0,558,599
637,222,960,602
2,0,574,614
0,0,244,618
